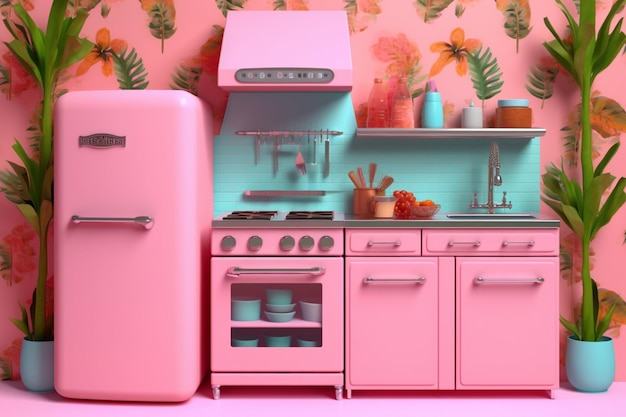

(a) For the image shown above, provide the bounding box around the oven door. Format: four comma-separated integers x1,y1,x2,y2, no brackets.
210,257,343,372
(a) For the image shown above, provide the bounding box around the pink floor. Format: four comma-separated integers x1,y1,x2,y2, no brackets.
2,379,625,417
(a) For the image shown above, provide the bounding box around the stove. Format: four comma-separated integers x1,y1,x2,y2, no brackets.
210,209,345,398
211,210,344,256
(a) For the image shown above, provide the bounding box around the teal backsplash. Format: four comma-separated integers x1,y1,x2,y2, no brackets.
213,92,540,215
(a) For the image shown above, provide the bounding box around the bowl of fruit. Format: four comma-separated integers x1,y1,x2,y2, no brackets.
393,190,440,219
409,200,440,218
392,190,416,219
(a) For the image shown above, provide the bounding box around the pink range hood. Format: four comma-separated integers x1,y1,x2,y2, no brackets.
218,10,352,92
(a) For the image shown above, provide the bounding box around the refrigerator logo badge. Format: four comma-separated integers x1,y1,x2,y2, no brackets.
79,134,126,148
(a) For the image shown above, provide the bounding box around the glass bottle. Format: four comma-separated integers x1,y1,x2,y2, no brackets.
390,77,414,128
366,78,389,128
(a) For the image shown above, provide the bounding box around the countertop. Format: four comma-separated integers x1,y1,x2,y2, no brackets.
343,213,559,228
213,213,560,229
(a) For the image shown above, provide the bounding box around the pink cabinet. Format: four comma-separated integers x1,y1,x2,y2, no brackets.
345,227,559,398
456,257,560,389
345,257,450,397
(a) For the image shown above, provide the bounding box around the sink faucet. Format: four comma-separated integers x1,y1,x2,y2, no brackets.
469,142,513,214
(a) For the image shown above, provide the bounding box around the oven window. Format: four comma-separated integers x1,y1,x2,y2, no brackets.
230,283,323,348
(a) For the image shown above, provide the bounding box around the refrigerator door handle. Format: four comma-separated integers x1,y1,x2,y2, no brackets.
71,215,154,230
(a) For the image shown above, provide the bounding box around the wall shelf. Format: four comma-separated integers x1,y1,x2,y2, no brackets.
355,128,546,139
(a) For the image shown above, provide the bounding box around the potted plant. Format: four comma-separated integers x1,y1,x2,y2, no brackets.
1,0,93,391
541,0,626,392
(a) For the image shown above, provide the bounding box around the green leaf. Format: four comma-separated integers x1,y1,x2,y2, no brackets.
3,40,42,86
560,316,581,340
147,2,177,53
12,2,46,66
591,177,626,240
169,62,202,95
10,303,32,339
466,47,504,102
112,48,150,90
594,142,620,177
216,0,248,18
562,204,584,238
16,204,39,235
595,303,616,341
525,64,558,106
414,0,455,23
583,172,615,220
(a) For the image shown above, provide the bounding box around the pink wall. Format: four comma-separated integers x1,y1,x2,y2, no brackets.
1,0,625,382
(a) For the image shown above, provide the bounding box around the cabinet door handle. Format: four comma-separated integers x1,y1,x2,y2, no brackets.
367,240,401,247
502,240,535,246
448,240,481,246
226,266,325,278
71,215,154,230
364,276,426,284
474,276,544,285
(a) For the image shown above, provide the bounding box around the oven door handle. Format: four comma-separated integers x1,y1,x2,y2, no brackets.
226,266,326,278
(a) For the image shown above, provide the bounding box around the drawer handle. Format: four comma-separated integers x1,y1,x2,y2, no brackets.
367,240,401,247
474,276,544,285
502,240,535,246
364,276,426,284
226,266,326,278
448,240,481,246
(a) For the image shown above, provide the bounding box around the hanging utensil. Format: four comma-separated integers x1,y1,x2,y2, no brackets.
295,144,306,175
312,133,317,165
324,131,330,177
255,132,261,164
273,141,279,175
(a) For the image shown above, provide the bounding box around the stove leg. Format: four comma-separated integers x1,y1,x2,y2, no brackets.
334,385,343,400
212,385,221,400
346,388,352,399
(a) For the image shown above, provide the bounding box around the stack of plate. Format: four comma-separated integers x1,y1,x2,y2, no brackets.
265,289,295,322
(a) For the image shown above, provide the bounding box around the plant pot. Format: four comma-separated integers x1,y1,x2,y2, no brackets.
566,335,615,393
20,338,55,392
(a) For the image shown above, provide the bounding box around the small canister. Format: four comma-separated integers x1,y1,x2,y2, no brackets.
462,100,483,128
495,99,532,128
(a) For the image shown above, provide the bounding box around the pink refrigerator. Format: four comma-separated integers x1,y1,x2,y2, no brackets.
53,90,213,402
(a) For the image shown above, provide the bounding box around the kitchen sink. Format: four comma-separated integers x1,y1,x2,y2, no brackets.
446,213,538,220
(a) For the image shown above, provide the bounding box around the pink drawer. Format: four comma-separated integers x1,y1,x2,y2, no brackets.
422,228,559,256
346,229,421,255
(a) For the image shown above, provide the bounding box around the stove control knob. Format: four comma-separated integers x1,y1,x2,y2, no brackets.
280,235,296,251
299,235,315,251
318,235,335,251
220,235,237,251
247,236,263,251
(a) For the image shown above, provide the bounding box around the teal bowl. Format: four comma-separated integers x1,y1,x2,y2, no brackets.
231,298,261,321
265,310,296,322
232,338,259,347
265,335,291,347
266,303,296,313
297,338,319,347
266,289,293,305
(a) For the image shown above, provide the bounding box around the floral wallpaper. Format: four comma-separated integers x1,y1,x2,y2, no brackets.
1,0,626,381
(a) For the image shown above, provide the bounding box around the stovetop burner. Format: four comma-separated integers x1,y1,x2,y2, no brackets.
285,211,334,220
222,211,278,220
